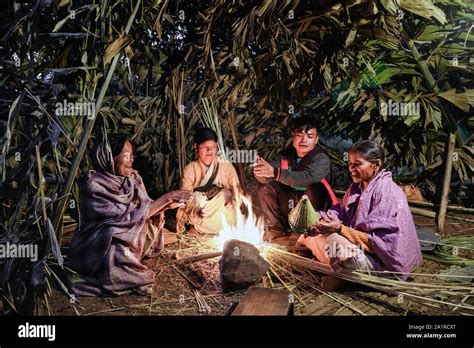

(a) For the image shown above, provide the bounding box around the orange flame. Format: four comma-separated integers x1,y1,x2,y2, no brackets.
213,194,264,250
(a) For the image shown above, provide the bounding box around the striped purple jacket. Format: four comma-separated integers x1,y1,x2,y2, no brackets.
327,169,423,280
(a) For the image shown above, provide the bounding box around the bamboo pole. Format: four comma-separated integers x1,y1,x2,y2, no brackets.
334,36,467,231
407,206,474,223
51,0,143,239
437,133,457,233
406,200,474,214
175,70,186,179
268,247,474,314
406,38,457,235
336,189,474,214
164,98,172,192
409,207,436,219
335,190,474,222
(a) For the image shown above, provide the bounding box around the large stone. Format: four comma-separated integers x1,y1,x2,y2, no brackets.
219,239,269,291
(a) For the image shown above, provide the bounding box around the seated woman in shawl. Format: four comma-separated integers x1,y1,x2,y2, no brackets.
177,127,240,234
70,135,192,296
298,140,423,290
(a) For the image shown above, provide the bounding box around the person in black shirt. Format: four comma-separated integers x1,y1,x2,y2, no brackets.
253,116,336,241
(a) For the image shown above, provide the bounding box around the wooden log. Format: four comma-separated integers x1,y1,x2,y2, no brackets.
175,251,223,265
231,286,293,316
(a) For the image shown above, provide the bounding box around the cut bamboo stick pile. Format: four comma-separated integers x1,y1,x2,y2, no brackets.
194,289,212,314
409,207,474,223
408,200,474,214
334,189,474,214
333,189,474,223
266,246,474,315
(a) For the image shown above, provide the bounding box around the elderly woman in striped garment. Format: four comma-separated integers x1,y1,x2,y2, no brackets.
298,140,423,290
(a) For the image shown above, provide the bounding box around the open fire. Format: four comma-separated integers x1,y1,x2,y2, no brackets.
213,194,265,250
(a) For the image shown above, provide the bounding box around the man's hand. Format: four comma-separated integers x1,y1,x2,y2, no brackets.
224,200,234,210
253,155,275,178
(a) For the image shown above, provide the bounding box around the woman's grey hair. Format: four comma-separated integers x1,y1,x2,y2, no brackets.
349,140,385,168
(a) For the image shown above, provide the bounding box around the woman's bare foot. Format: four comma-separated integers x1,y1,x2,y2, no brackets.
320,275,348,291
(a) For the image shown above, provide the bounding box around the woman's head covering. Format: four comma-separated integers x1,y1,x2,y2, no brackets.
91,141,115,175
91,128,131,176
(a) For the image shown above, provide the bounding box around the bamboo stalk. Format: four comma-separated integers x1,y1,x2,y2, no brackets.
437,133,456,234
270,260,367,315
410,207,474,223
164,98,171,191
268,247,473,291
268,247,474,313
51,0,143,239
84,290,246,316
178,114,186,178
35,145,48,224
410,207,436,218
405,38,458,235
335,190,474,214
453,290,474,312
407,200,474,214
174,69,186,178
335,190,474,223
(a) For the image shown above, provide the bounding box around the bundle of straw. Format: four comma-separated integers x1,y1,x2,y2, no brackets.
265,246,474,315
200,98,227,161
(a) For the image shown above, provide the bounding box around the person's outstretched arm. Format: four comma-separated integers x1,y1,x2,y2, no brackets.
147,190,193,218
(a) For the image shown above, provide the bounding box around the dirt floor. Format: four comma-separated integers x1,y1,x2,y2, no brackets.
44,214,474,316
44,179,474,316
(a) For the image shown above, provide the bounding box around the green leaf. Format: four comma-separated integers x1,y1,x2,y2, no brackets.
403,113,420,127
53,5,97,32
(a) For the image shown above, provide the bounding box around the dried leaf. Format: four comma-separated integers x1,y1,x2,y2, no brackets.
439,89,473,112
104,32,133,65
45,218,64,268
400,0,447,25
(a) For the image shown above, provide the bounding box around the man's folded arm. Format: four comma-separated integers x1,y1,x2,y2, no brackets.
276,153,330,187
